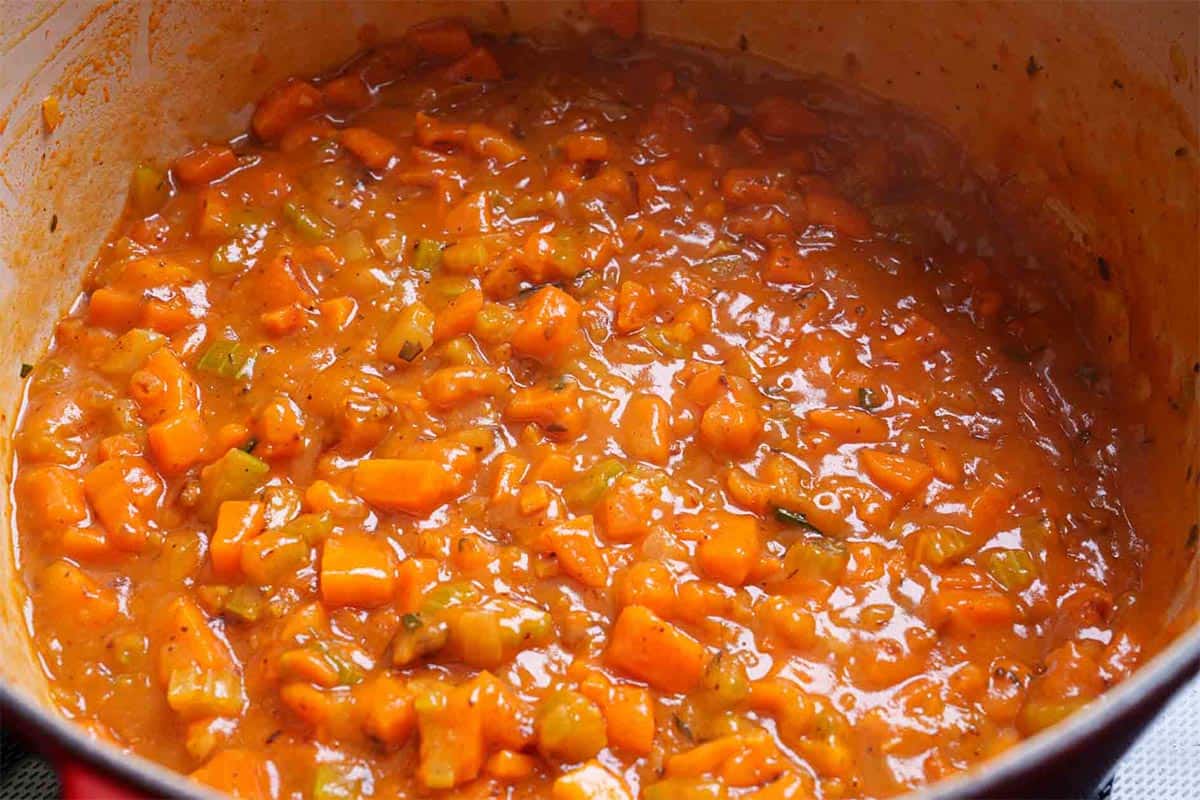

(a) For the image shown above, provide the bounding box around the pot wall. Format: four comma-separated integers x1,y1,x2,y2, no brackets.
0,1,1196,796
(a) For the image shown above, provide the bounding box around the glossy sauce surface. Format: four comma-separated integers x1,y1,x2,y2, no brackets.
13,17,1148,800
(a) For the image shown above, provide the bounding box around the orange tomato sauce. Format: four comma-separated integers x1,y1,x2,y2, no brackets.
12,18,1150,800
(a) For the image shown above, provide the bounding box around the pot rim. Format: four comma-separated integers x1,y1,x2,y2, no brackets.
2,615,1199,798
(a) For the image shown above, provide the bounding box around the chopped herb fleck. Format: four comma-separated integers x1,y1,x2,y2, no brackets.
397,340,423,362
1187,524,1198,550
19,363,33,378
241,438,258,454
858,387,879,410
774,506,822,534
1026,56,1043,76
402,613,423,631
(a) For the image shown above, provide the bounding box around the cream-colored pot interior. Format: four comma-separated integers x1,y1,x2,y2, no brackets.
1,1,1196,796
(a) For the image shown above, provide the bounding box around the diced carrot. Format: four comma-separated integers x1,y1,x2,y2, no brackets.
255,395,305,459
356,674,416,747
60,527,116,563
584,0,641,39
806,407,888,443
726,467,772,515
617,560,675,617
467,123,525,163
83,456,163,552
699,380,761,457
87,287,143,331
406,19,474,59
485,749,537,782
174,145,239,186
489,453,529,504
597,475,665,543
805,191,871,238
751,96,825,138
279,682,331,727
422,365,509,409
547,516,610,589
317,296,357,331
322,73,372,110
924,439,961,484
512,286,581,363
257,253,315,309
341,127,397,170
39,560,119,626
413,111,469,147
620,393,671,464
394,557,439,613
968,484,1013,537
98,434,140,461
210,500,266,580
156,596,236,681
579,676,655,755
553,761,632,800
129,347,198,422
763,242,812,284
615,279,656,334
606,605,707,693
860,450,934,497
17,465,87,529
743,772,814,800
252,79,323,142
696,513,761,586
443,47,502,82
141,299,192,335
278,647,339,688
304,479,367,520
214,423,252,453
147,412,208,475
320,533,395,608
682,363,727,405
433,288,484,343
562,132,612,162
720,168,788,206
189,749,272,800
927,588,1019,632
260,304,305,337
352,459,461,515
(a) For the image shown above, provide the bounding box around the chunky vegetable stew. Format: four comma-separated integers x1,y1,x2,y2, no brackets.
14,14,1150,800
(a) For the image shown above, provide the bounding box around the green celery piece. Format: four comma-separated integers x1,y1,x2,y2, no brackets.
130,164,169,215
412,239,445,272
562,458,626,509
100,329,166,377
223,585,265,622
283,201,333,242
197,448,270,521
196,339,255,379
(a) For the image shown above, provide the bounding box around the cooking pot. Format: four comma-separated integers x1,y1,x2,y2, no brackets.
1,2,1196,798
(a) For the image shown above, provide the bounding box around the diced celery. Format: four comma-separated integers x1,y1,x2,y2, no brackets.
166,667,243,719
130,164,169,215
563,458,626,509
774,506,822,534
100,329,167,377
333,229,373,263
536,690,607,762
913,527,973,568
241,528,310,586
701,653,749,708
985,548,1038,592
197,448,270,521
784,536,849,583
281,511,335,544
428,275,473,306
391,616,449,666
283,201,333,242
420,581,480,613
196,339,255,380
224,585,265,622
412,239,445,272
644,325,690,358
